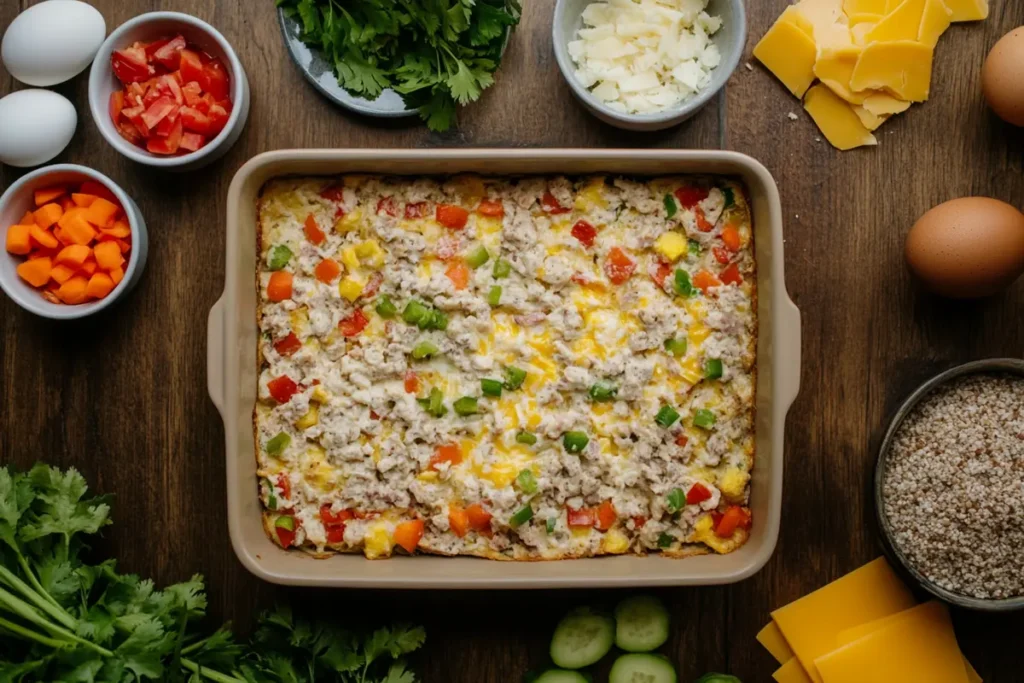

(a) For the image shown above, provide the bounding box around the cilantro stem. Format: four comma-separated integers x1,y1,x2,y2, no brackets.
0,614,70,650
0,565,77,630
0,584,112,657
15,553,64,613
180,657,246,683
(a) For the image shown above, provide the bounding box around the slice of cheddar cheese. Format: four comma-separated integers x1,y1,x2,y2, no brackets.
774,659,815,683
861,92,912,116
771,558,916,683
757,621,796,664
846,12,882,25
918,0,953,46
864,0,927,43
853,105,888,130
851,21,875,44
837,611,983,683
803,84,878,150
843,0,886,14
943,0,988,22
850,40,934,102
754,8,819,98
814,601,968,683
814,45,865,103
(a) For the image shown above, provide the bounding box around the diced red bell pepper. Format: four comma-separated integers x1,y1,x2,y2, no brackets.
277,474,291,500
154,107,181,137
571,220,597,248
320,185,344,202
632,516,648,529
267,375,298,403
207,103,230,137
713,246,731,265
179,48,205,85
686,482,712,505
320,504,354,527
404,370,419,394
604,247,636,285
567,506,596,528
361,272,383,299
115,120,143,145
695,208,715,232
674,186,709,209
111,47,154,83
465,504,492,532
596,500,617,531
675,434,689,447
339,309,369,337
273,332,302,357
376,196,398,217
477,199,504,217
436,204,469,229
430,443,463,469
721,224,741,252
152,34,187,70
143,37,172,57
162,74,184,105
325,526,345,544
404,202,428,219
541,191,570,214
715,506,752,538
304,213,325,245
652,261,672,288
179,131,205,152
275,523,296,548
720,263,743,286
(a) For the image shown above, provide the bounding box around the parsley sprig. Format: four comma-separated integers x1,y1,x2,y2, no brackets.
0,464,424,682
278,0,522,131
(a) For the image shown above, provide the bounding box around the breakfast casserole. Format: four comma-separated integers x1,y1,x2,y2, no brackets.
254,173,756,560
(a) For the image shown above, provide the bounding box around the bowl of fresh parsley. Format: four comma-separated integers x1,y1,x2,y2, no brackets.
276,0,521,131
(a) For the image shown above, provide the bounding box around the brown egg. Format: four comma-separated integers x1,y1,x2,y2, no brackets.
982,27,1024,126
905,198,1024,298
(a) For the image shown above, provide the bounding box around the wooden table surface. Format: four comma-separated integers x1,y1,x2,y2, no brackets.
3,1,1024,680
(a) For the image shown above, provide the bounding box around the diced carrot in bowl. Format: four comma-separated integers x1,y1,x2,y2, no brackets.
33,203,63,230
29,225,58,250
49,263,75,285
109,267,125,285
85,272,115,299
78,256,97,277
33,186,65,207
78,181,118,204
16,257,52,288
94,241,124,270
63,214,97,246
55,244,91,269
84,198,120,228
72,193,98,208
6,225,32,255
57,275,89,304
101,220,131,239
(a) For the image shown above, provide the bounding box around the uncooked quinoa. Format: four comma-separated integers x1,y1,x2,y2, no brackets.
883,374,1024,600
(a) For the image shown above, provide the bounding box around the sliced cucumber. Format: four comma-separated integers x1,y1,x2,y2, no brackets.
694,675,742,683
609,654,678,683
549,608,614,669
614,595,671,652
534,670,590,683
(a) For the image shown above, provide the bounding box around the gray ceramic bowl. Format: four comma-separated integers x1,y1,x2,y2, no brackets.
552,0,746,131
875,358,1024,612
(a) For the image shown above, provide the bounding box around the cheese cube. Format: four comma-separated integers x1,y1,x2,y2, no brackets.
338,277,365,302
654,232,687,262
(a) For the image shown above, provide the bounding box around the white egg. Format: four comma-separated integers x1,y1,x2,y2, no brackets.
0,90,77,167
1,0,106,87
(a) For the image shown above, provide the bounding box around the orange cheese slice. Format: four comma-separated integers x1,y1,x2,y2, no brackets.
918,0,953,46
757,621,796,664
862,92,912,116
843,0,887,13
814,601,968,683
943,0,988,22
864,0,927,43
774,658,814,683
814,46,865,103
753,7,819,98
803,84,878,150
771,558,916,683
850,40,934,102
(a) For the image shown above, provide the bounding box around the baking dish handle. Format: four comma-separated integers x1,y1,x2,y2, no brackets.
207,296,226,417
777,294,802,409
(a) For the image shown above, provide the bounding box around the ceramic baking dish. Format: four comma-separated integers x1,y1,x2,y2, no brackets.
209,149,801,588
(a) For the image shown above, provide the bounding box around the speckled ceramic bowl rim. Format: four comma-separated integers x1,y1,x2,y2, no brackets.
875,358,1024,612
552,0,746,127
87,11,247,168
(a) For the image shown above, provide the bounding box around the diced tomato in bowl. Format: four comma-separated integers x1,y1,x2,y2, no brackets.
94,19,246,165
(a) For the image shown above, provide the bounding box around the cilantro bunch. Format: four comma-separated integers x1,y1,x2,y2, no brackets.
0,464,424,682
277,0,522,131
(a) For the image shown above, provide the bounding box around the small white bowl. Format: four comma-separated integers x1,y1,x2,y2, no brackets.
0,164,148,319
88,12,250,171
552,0,746,131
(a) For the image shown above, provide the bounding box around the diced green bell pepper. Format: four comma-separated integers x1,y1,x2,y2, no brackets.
563,431,589,454
493,258,511,279
664,338,687,357
375,295,397,318
265,432,291,456
693,408,716,429
466,245,490,268
267,245,293,271
453,396,479,416
516,469,537,494
655,405,680,428
510,505,534,528
411,340,439,360
487,285,502,307
588,382,617,402
516,431,537,445
504,366,527,390
481,378,504,397
704,358,723,380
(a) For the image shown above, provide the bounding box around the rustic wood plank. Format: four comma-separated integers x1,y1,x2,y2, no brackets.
728,2,1024,681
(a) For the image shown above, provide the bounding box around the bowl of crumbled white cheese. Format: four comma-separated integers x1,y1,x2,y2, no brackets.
554,0,746,131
